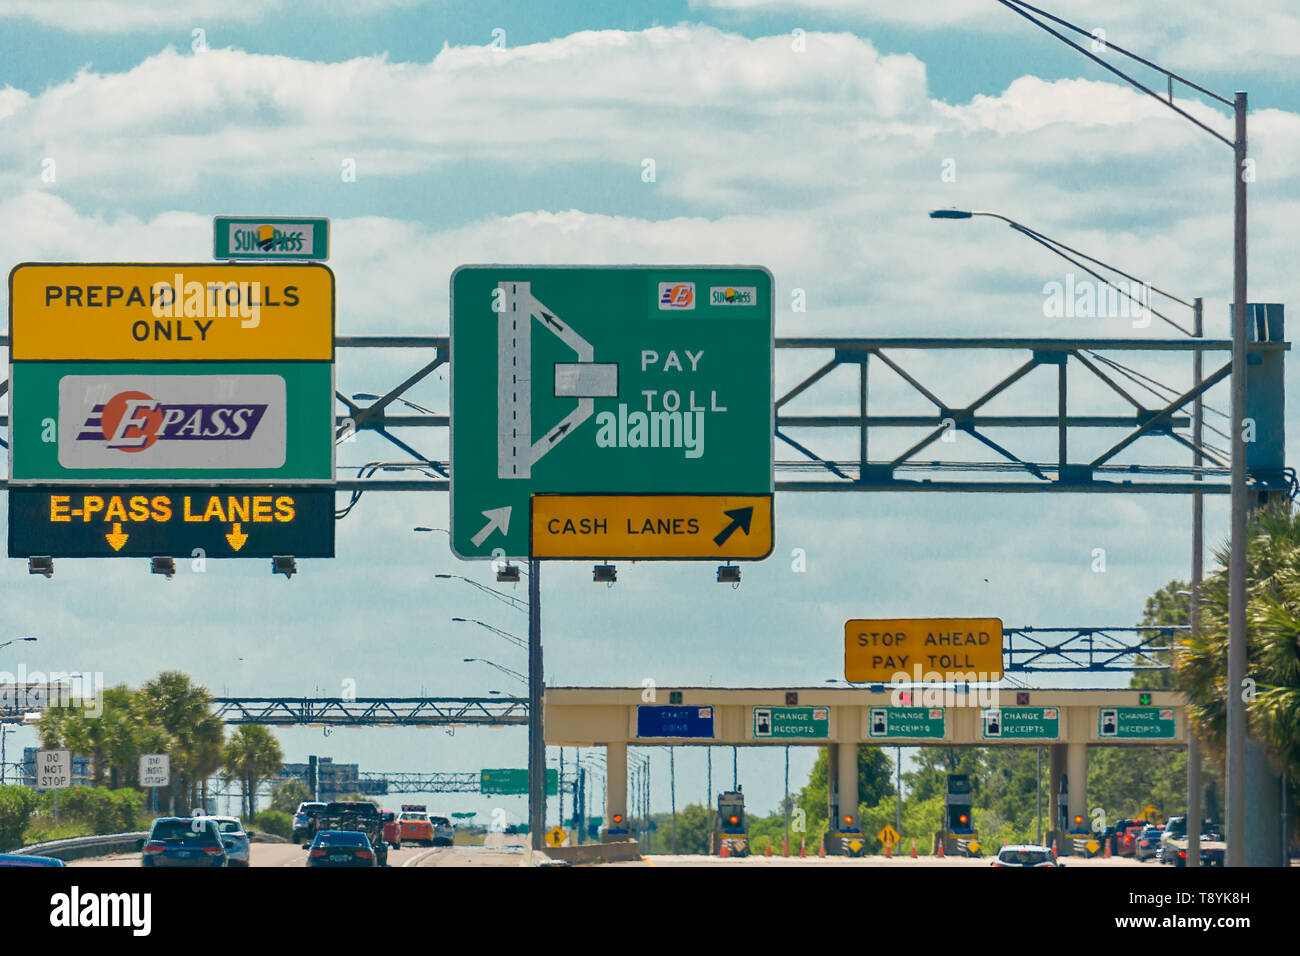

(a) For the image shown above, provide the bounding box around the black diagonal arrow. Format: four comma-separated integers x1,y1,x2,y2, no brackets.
547,423,570,443
713,506,754,547
540,311,563,331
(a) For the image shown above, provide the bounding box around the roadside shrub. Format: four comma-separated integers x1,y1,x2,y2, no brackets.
0,785,40,851
251,810,292,839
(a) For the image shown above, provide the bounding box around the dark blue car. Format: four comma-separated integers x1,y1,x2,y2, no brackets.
0,853,65,867
141,817,228,867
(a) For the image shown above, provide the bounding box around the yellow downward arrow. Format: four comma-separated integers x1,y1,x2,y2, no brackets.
226,522,248,551
105,523,129,551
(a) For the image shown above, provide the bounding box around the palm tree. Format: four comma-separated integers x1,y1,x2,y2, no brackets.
137,672,225,812
1177,505,1300,801
222,726,284,819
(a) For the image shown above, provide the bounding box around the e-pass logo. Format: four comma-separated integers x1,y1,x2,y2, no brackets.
709,286,756,306
58,374,287,470
85,391,268,451
658,282,695,310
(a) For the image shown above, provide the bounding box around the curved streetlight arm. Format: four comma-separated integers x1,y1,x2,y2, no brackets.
997,0,1234,145
463,658,527,686
451,617,527,650
930,209,1196,334
435,573,527,613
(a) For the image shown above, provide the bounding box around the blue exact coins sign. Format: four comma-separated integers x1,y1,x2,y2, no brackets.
636,705,715,739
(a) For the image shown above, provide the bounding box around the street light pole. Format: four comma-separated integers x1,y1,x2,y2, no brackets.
1226,91,1249,868
993,0,1251,864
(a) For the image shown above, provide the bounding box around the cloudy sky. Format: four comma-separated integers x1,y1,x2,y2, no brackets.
0,0,1295,826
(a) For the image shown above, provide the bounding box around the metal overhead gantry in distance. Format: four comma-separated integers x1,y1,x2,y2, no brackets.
209,696,527,727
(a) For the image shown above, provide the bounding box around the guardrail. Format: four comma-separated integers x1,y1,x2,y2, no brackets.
12,831,148,862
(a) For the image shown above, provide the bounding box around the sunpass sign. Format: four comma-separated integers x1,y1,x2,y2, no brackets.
450,266,773,560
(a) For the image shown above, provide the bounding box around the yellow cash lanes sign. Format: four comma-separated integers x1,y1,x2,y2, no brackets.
844,618,1004,683
530,493,773,560
9,262,334,361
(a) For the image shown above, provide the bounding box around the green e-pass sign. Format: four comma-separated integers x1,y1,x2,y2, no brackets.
753,706,828,739
214,217,329,260
1099,707,1176,739
868,706,945,739
982,706,1059,740
480,768,559,795
450,266,774,559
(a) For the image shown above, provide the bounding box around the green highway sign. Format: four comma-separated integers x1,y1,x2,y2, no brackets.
867,706,946,739
8,486,334,558
214,216,329,260
1099,707,1177,739
752,706,828,739
982,706,1059,740
450,266,774,560
480,768,559,795
9,361,334,483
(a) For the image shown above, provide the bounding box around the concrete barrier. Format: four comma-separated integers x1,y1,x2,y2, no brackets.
12,831,149,862
537,840,641,865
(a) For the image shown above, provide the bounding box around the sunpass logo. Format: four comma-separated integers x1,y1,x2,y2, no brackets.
710,286,756,306
79,390,268,451
233,224,306,253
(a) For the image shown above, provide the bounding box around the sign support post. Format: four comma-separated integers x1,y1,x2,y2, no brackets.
528,558,544,851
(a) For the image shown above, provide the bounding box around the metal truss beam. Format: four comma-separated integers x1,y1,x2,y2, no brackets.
210,697,527,726
1004,626,1181,672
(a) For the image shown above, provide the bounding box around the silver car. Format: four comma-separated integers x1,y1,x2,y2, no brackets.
195,815,250,867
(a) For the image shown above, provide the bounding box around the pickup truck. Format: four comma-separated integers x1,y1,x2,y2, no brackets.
316,801,390,867
1165,833,1225,867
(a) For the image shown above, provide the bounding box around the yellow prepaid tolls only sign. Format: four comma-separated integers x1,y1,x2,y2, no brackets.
8,262,334,361
844,618,1004,683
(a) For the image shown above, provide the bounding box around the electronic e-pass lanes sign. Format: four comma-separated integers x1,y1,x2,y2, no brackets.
8,487,334,558
450,266,774,561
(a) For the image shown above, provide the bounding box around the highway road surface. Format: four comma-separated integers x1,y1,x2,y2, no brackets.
67,841,523,867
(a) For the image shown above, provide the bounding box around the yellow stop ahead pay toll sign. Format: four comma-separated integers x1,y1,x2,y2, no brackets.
844,618,1004,683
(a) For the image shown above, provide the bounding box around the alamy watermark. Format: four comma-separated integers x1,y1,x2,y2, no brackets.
1,666,105,717
1043,274,1152,328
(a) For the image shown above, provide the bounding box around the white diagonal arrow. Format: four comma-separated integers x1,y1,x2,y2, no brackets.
470,506,512,547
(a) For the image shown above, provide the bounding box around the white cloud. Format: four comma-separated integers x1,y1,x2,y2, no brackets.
694,0,1300,74
0,0,420,32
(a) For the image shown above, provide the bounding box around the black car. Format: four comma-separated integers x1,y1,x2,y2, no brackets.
316,801,389,867
293,801,327,844
306,829,378,867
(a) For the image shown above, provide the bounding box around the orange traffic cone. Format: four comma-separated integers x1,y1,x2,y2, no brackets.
885,839,892,858
720,840,730,858
799,837,806,858
818,836,826,858
765,841,772,857
911,837,918,859
783,835,789,857
937,837,945,858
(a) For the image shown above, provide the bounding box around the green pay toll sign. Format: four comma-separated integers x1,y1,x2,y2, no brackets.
450,266,774,559
982,706,1059,740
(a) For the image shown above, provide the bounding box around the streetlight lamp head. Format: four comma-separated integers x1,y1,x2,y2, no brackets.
929,209,973,219
452,617,467,622
352,392,380,401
